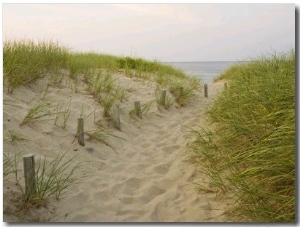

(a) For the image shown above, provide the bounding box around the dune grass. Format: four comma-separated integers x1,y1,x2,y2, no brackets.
5,129,27,142
116,56,187,78
3,151,83,211
3,39,69,93
20,102,51,126
156,89,174,110
169,77,200,106
3,152,24,182
33,152,83,204
54,102,71,129
129,100,156,119
3,39,200,111
188,50,295,222
3,39,201,107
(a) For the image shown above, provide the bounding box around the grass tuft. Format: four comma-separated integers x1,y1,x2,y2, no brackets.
3,151,83,210
169,77,200,106
20,102,50,126
156,90,174,110
33,152,83,204
54,102,71,129
129,100,155,119
5,129,27,142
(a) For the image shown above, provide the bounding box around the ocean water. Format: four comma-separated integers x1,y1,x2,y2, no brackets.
164,61,241,83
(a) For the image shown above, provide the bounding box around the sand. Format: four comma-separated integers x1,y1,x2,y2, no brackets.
3,71,233,222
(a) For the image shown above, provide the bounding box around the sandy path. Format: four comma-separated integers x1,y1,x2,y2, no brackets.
3,74,230,222
51,80,228,222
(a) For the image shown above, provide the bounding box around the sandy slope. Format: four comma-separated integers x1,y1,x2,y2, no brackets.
3,71,232,222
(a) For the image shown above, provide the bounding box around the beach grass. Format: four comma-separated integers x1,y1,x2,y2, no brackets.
188,50,295,222
169,77,200,106
156,89,174,110
3,39,69,93
20,102,50,126
54,102,71,129
3,39,201,106
3,152,24,182
33,152,83,204
3,151,83,210
5,129,27,142
129,100,155,119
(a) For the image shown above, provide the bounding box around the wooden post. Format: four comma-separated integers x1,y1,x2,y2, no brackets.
113,104,121,130
204,83,208,98
134,101,142,118
161,89,166,106
23,154,36,199
77,117,85,146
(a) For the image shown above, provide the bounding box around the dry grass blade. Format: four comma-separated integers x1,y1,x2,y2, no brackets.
20,103,50,126
85,128,126,153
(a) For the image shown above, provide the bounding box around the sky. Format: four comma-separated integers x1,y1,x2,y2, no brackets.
2,3,295,62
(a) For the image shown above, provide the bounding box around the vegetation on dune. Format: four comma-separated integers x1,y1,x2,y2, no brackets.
3,151,83,216
20,102,51,126
3,39,295,222
116,56,187,79
3,39,201,221
3,39,201,106
3,39,69,93
188,50,295,222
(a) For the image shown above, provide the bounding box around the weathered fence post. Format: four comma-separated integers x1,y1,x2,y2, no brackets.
23,154,36,199
161,89,166,106
204,83,208,97
77,117,85,146
113,104,121,130
134,101,142,118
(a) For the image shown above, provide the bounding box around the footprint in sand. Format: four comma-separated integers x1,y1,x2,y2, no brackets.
156,141,168,148
93,189,109,201
151,163,170,175
122,177,144,195
162,145,181,152
140,143,152,149
97,162,107,171
151,201,183,222
150,137,163,143
139,185,166,204
126,164,149,175
169,122,181,129
119,196,134,205
150,130,170,141
111,182,125,196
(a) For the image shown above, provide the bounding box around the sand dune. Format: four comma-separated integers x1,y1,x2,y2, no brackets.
3,72,232,222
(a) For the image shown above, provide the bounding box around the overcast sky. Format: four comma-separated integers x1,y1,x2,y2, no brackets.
2,3,295,61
